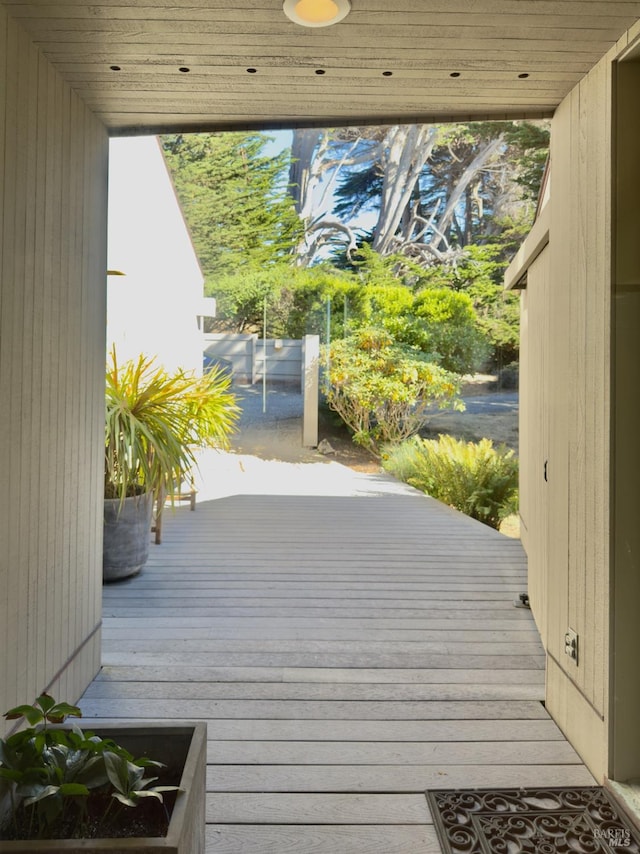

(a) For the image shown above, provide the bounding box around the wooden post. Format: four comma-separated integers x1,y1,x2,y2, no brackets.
302,334,319,447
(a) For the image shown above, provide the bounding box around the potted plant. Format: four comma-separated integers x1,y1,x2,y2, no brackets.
0,694,206,852
104,347,239,581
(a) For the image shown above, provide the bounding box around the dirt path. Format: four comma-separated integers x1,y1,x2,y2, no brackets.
421,388,519,452
228,379,518,471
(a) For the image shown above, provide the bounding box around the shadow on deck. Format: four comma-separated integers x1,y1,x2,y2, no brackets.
83,466,593,853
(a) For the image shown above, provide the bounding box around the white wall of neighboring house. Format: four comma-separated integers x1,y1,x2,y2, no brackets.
107,136,204,374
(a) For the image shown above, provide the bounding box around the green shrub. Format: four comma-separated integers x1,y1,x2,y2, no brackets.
325,328,463,455
410,288,490,374
498,361,519,390
357,283,489,374
383,434,518,529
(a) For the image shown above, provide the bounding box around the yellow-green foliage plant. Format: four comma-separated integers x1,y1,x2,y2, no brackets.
383,434,518,529
324,328,463,456
105,348,239,503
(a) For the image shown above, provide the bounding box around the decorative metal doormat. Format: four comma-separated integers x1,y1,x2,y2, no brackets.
426,787,640,853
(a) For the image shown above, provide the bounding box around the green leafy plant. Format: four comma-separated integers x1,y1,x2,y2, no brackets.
356,282,489,374
105,347,240,502
103,752,175,809
383,434,518,529
0,694,177,841
324,328,463,455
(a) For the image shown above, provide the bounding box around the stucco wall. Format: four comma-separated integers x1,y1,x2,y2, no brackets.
0,6,108,727
107,136,204,375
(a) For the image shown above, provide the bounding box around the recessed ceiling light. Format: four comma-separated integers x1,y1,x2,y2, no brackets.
283,0,350,28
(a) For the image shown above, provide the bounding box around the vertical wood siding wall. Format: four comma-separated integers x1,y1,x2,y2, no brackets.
544,53,612,779
0,5,108,728
519,250,550,646
518,34,639,779
521,22,640,781
611,57,640,783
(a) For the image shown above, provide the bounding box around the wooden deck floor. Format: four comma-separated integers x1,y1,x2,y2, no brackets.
83,480,594,853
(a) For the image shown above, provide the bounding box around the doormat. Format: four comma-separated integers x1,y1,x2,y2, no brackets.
426,787,640,853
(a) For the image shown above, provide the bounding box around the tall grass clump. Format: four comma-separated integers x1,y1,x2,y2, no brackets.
105,348,239,502
383,434,518,529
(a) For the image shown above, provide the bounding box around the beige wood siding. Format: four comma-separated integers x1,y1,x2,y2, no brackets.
0,5,108,727
611,56,640,783
543,50,612,779
513,38,620,780
510,27,640,779
519,249,550,647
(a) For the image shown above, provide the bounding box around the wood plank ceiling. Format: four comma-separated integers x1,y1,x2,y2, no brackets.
3,0,640,133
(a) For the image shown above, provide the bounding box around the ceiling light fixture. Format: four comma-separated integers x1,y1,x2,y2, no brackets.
283,0,351,28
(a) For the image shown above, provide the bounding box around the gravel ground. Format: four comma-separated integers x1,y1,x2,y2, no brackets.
229,380,519,462
422,390,519,452
233,385,304,430
229,384,322,464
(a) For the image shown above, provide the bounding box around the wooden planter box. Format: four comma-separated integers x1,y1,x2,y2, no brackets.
0,723,206,853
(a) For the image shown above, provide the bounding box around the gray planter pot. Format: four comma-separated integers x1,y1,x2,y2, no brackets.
103,492,154,582
0,722,206,853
